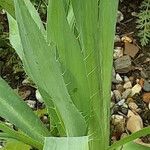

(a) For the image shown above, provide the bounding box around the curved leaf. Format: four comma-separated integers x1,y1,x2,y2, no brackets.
0,77,50,143
14,0,87,136
108,127,150,150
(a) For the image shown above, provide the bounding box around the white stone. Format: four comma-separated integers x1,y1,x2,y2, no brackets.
117,99,125,106
123,81,132,89
116,73,123,82
26,100,36,108
36,90,44,103
131,84,142,96
124,76,130,82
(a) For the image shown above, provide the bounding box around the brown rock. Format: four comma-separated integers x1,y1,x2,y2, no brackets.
143,93,150,103
128,102,138,111
127,110,143,133
124,43,139,58
126,97,134,104
114,55,132,73
139,78,145,88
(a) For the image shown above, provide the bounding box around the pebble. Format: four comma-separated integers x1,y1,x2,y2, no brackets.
124,76,130,82
112,67,116,78
120,106,128,115
114,55,132,73
143,93,150,103
128,102,138,111
126,97,134,104
116,73,123,82
124,42,139,58
114,35,121,43
123,81,132,89
111,114,125,135
113,47,123,59
127,110,143,133
121,36,132,43
111,91,114,98
117,99,125,106
143,80,150,92
113,90,122,102
139,78,144,87
111,115,124,125
117,11,124,22
26,100,36,108
116,84,124,93
131,84,142,96
36,90,44,103
140,70,148,79
110,102,115,108
122,89,132,99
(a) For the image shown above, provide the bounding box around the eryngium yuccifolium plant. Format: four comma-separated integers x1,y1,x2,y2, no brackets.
0,0,149,150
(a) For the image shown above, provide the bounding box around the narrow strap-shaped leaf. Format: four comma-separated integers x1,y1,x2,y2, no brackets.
7,0,45,60
98,0,119,149
43,136,89,150
0,0,15,18
0,122,43,150
0,77,50,143
14,0,87,136
71,1,103,149
47,0,91,121
38,88,66,136
108,126,150,150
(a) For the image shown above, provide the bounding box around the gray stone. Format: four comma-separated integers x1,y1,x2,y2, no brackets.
143,80,150,92
117,99,125,106
114,55,132,73
140,70,148,79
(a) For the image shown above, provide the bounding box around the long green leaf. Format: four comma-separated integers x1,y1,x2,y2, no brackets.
1,140,31,150
108,126,150,150
0,77,49,143
0,122,43,149
43,136,89,150
14,0,87,136
71,1,102,150
116,141,150,150
0,0,15,18
7,0,45,60
47,0,91,122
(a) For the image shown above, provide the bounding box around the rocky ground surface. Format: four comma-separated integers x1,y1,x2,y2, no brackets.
111,0,150,145
0,0,149,149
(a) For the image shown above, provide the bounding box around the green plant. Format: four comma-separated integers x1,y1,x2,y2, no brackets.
0,0,150,150
137,0,150,46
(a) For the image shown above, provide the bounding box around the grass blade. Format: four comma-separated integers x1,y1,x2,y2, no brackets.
98,0,119,149
43,136,89,150
14,0,87,136
108,127,150,150
0,77,49,143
